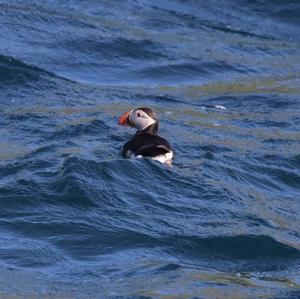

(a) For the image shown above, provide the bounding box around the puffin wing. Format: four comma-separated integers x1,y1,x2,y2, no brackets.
121,134,173,162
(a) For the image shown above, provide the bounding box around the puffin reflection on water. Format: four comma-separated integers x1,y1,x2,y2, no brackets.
118,107,174,165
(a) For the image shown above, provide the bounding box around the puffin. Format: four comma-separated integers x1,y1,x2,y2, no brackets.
118,107,174,164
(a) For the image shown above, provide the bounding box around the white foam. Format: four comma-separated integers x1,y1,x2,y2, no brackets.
214,105,226,110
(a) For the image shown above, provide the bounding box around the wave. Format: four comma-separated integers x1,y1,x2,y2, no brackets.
0,0,300,296
164,234,300,260
0,54,42,86
62,37,168,61
0,53,74,88
1,154,299,266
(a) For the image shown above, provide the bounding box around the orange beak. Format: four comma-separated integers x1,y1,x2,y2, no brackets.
118,111,131,126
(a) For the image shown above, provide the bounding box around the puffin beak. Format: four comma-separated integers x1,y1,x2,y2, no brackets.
118,110,132,126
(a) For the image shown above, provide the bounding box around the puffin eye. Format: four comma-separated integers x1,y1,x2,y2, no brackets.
137,112,141,117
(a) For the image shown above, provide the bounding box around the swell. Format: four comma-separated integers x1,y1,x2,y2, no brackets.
0,232,66,267
152,4,275,40
0,1,299,296
1,155,299,268
0,54,42,86
62,37,169,61
1,217,299,268
237,0,300,27
205,155,300,194
1,0,297,88
0,53,73,87
151,0,300,40
138,60,256,83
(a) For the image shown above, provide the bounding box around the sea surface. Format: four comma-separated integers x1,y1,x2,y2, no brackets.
0,1,300,298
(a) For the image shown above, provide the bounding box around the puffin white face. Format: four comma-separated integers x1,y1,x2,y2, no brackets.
129,109,156,130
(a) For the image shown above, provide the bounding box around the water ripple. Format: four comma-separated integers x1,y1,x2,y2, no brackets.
1,0,300,298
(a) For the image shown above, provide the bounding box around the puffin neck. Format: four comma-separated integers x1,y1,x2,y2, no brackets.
136,122,158,135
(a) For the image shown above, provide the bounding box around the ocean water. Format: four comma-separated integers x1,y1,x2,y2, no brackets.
0,0,300,298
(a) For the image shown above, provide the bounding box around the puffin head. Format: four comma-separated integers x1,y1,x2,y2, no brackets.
119,107,157,131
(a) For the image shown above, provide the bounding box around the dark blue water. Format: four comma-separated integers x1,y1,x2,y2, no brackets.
1,1,300,298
